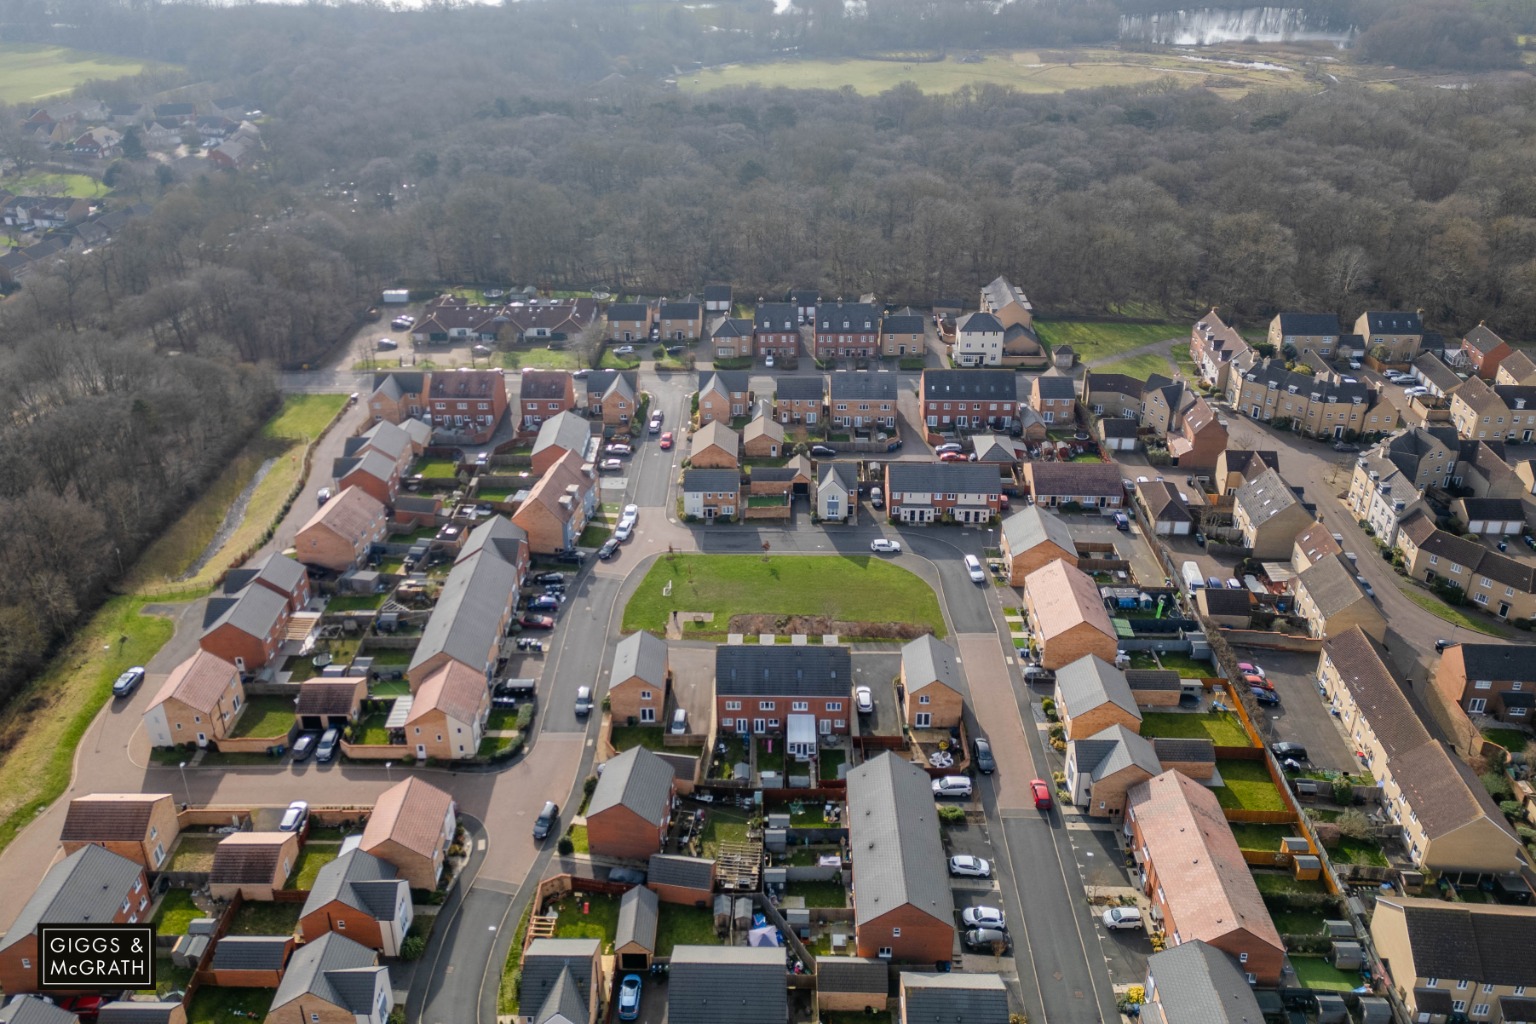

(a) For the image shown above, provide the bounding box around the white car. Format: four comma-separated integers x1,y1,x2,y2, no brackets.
964,554,986,583
1102,907,1144,930
614,521,634,542
620,504,639,526
1403,386,1430,398
949,855,991,878
615,345,635,355
606,443,633,456
599,458,624,472
765,354,775,368
932,775,973,798
279,801,309,832
870,538,901,554
855,686,874,714
961,906,1007,930
572,368,591,379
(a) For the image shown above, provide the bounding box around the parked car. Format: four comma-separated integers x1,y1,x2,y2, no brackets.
964,554,986,583
961,906,1006,930
650,411,664,428
1114,511,1130,531
1237,662,1266,680
279,800,309,832
375,337,398,351
939,451,969,462
599,458,625,472
317,487,333,505
963,927,1010,952
598,537,621,560
870,486,884,509
617,975,642,1022
659,431,674,450
528,595,563,611
933,775,973,798
572,368,591,379
606,443,633,457
1030,778,1053,811
620,503,638,525
764,354,775,368
534,572,567,585
972,737,996,774
1193,531,1206,546
855,686,874,714
1251,687,1281,706
1435,638,1452,653
615,521,634,543
870,538,901,554
614,345,635,355
1101,907,1143,931
1270,741,1308,762
315,728,340,763
532,801,559,841
520,613,556,629
112,666,146,699
949,855,991,878
574,686,593,717
390,316,413,330
1242,672,1273,691
291,732,318,762
1355,575,1375,598
810,444,837,458
935,442,964,455
552,548,585,565
608,867,647,885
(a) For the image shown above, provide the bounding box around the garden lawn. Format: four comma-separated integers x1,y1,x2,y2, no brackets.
1227,823,1298,852
1139,712,1250,746
1482,727,1530,753
1290,955,1361,992
655,904,717,956
186,986,274,1024
228,696,299,739
371,678,411,696
566,824,589,854
1034,320,1183,364
1252,871,1329,895
166,835,229,874
0,170,107,198
415,458,461,479
700,807,750,859
326,592,388,612
819,749,846,781
226,902,301,936
1212,760,1287,812
1330,836,1389,867
622,554,944,637
502,347,579,370
288,842,342,889
549,891,618,944
152,889,202,935
1270,908,1328,937
793,880,848,908
354,709,393,745
1151,652,1217,676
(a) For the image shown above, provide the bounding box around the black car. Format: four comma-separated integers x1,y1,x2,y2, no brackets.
534,572,567,585
598,537,621,560
553,548,586,565
972,737,996,775
810,444,837,458
608,866,647,885
532,801,560,841
1270,741,1308,762
1251,687,1281,706
886,439,903,452
1434,638,1452,653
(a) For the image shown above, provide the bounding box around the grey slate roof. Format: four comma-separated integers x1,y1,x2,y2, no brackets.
713,317,752,339
681,468,739,494
1055,655,1141,722
704,284,732,303
98,1003,184,1024
817,460,858,495
828,372,896,401
521,939,599,1022
1235,468,1301,527
614,883,658,952
1297,553,1371,618
715,645,852,698
1388,897,1536,987
1150,738,1216,764
901,972,1010,1024
1240,359,1369,404
751,467,797,484
774,376,824,401
816,301,879,332
922,369,1017,401
372,370,426,397
301,849,403,922
1364,310,1423,334
4,844,142,943
606,303,650,321
408,516,524,676
201,583,287,638
1146,940,1264,1024
1001,506,1075,558
958,310,1004,333
271,933,383,1014
817,957,888,998
701,370,750,397
1275,312,1342,337
1463,324,1507,354
846,753,951,929
612,630,668,689
532,412,594,460
667,946,786,1024
1100,418,1139,438
1025,461,1125,498
1073,724,1161,783
533,965,587,1024
755,302,799,330
1198,589,1252,616
211,936,291,972
886,461,1001,496
587,746,674,821
646,854,714,889
901,636,962,694
1034,374,1076,399
0,997,80,1024
1457,497,1526,521
1125,669,1181,692
223,553,306,599
1455,643,1536,683
883,313,925,334
1413,353,1463,391
660,298,702,319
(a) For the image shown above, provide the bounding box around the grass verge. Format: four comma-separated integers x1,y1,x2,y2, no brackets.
502,347,580,370
498,900,536,1014
1398,585,1505,636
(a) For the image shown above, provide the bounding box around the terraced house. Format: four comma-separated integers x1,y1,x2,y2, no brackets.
886,462,1003,523
920,368,1017,432
1346,427,1457,546
1371,896,1536,1024
1267,311,1342,360
407,516,527,688
1190,309,1255,391
1434,643,1536,724
1228,360,1393,439
1395,511,1536,620
1448,376,1536,442
828,372,897,429
715,645,853,749
814,301,879,359
753,302,802,361
1355,309,1424,363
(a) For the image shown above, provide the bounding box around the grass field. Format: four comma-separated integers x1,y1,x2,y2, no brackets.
1212,759,1288,811
0,595,177,857
0,43,170,104
1227,822,1297,853
0,171,108,199
501,347,581,370
622,554,945,637
1139,711,1249,746
1094,353,1179,380
1399,585,1505,636
1036,319,1184,365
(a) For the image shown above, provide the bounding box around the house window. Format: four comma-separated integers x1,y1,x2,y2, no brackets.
1459,980,1470,991
915,712,931,728
640,690,652,701
1481,984,1494,994
919,694,931,704
1472,1005,1489,1018
1238,953,1248,964
878,947,893,958
892,927,901,937
759,701,775,711
726,701,741,711
827,702,842,712
337,918,346,929
722,718,733,729
792,701,809,712
640,708,655,723
1426,979,1438,988
1453,1003,1466,1015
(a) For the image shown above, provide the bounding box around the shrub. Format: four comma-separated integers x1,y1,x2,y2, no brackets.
1334,808,1375,840
1499,800,1523,819
584,775,599,799
936,804,965,825
557,835,575,856
515,704,535,730
400,935,427,961
1332,779,1357,806
1040,696,1057,720
388,1008,407,1024
1482,771,1513,800
1048,724,1064,742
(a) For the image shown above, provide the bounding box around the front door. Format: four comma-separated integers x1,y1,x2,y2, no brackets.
196,732,207,747
1499,603,1511,618
416,744,427,758
753,718,766,734
1333,425,1344,439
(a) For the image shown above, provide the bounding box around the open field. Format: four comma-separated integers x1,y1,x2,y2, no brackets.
0,171,109,199
1035,319,1184,365
1094,353,1178,380
622,554,945,637
0,43,171,104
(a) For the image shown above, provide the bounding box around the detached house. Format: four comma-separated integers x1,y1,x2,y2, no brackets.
1024,561,1117,670
265,934,393,1024
1268,312,1342,360
359,778,457,891
953,311,1005,367
519,370,578,428
774,377,824,425
581,370,638,425
979,276,1033,330
1030,374,1076,425
296,486,388,573
586,746,675,861
681,469,740,521
607,630,669,726
407,517,526,688
1084,372,1146,421
690,420,740,469
742,415,785,459
144,650,247,748
531,412,596,474
512,450,597,554
1449,377,1536,443
1496,350,1536,386
519,939,602,1024
332,449,401,508
712,317,754,360
999,506,1077,585
658,297,704,341
754,302,802,361
828,372,897,429
1356,310,1425,363
60,793,179,871
1233,469,1312,560
199,583,291,675
368,371,425,427
886,462,1002,524
1053,655,1141,740
698,371,751,425
816,462,858,523
1434,643,1536,724
403,661,491,761
920,369,1017,433
900,636,964,729
1064,725,1160,818
1140,377,1228,471
716,645,853,751
1190,310,1254,391
606,302,653,343
814,301,879,359
1460,324,1514,379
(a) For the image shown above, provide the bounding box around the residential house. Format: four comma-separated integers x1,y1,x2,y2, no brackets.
1140,377,1228,471
518,938,601,1024
1233,469,1312,560
1053,655,1142,740
1496,350,1536,386
900,636,964,729
1292,521,1344,572
1461,324,1514,379
715,645,853,750
71,127,122,159
880,309,926,358
1228,360,1392,439
1370,895,1536,1024
59,793,179,871
0,996,86,1024
646,855,716,906
1319,628,1523,874
846,753,953,962
403,661,491,761
407,517,526,688
754,302,802,361
774,377,824,425
979,276,1034,329
579,370,636,423
1413,352,1466,399
920,369,1017,433
295,486,389,573
1213,450,1280,496
1023,561,1118,670
659,297,704,340
359,778,457,891
1083,372,1146,421
1450,497,1527,536
531,412,596,474
742,415,784,459
1022,461,1125,512
1190,310,1255,391
503,298,600,341
332,449,401,508
1135,481,1193,536
900,973,1010,1024
1433,643,1536,724
518,370,577,429
409,300,509,346
704,284,733,315
207,936,293,988
2,195,88,230
264,934,393,1024
667,947,786,1024
512,450,597,554
1356,310,1425,363
1347,427,1459,546
814,301,879,359
817,959,888,1015
1449,377,1536,442
614,884,659,971
698,371,751,425
829,373,897,430
1064,725,1160,818
586,746,675,861
208,832,300,901
99,1003,188,1024
690,420,740,469
953,311,1005,367
607,630,669,726
224,552,310,612
681,468,740,521
816,461,858,523
294,679,365,733
0,845,150,993
1293,553,1385,641
606,302,653,343
711,317,754,360
207,137,258,170
999,506,1078,585
886,462,1002,524
1396,512,1536,621
367,371,426,427
1268,312,1342,359
1030,374,1077,426
144,650,246,748
1142,941,1266,1024
426,369,508,444
1126,771,1286,985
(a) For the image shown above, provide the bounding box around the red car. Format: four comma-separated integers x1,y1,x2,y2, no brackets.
60,997,103,1022
519,614,555,630
1030,778,1053,811
1242,672,1273,691
939,451,968,462
659,431,674,450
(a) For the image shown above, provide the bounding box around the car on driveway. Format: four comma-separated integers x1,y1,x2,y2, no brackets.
615,521,634,543
939,451,969,462
972,737,996,774
870,538,901,554
659,431,674,450
528,595,563,611
961,906,1006,930
279,800,309,832
855,686,874,714
112,666,146,699
291,732,317,762
1270,740,1308,762
535,572,566,585
949,855,991,878
598,537,621,560
1030,778,1053,811
520,613,555,629
1101,907,1143,931
617,975,642,1021
962,927,1010,952
1242,672,1273,691
934,442,964,455
315,728,340,763
599,458,624,473
964,554,986,583
606,443,633,456
615,345,635,355
933,775,973,798
810,444,837,458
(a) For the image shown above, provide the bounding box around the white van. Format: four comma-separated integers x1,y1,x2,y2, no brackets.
670,708,688,735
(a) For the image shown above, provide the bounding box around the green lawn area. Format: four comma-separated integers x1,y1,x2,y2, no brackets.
228,696,298,739
354,709,393,745
793,880,848,908
502,347,580,370
1093,352,1179,379
622,554,945,638
819,749,846,781
549,890,618,946
288,842,342,890
1330,835,1389,868
1252,871,1330,895
1150,652,1217,676
415,458,462,479
1228,823,1298,853
566,824,589,854
600,352,642,370
487,708,521,732
1290,955,1362,992
149,956,193,999
152,889,203,935
655,904,718,956
609,725,702,757
0,170,108,199
186,986,274,1024
326,591,388,612
478,489,516,503
478,734,520,758
1482,727,1530,753
226,902,301,937
700,807,750,859
1140,711,1250,746
1271,908,1329,937
371,678,411,696
1399,585,1505,635
1036,319,1183,365
262,394,348,441
366,648,414,666
166,833,222,873
0,43,172,104
578,522,613,546
1212,759,1288,811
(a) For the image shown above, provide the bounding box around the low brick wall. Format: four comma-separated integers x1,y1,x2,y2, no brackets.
215,732,294,755
1220,629,1324,653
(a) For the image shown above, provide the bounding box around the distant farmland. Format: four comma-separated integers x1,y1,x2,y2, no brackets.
0,44,174,104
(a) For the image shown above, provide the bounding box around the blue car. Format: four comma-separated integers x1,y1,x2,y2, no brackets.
617,974,642,1021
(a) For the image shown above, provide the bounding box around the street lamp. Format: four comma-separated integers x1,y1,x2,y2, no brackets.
385,762,393,785
177,761,190,808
